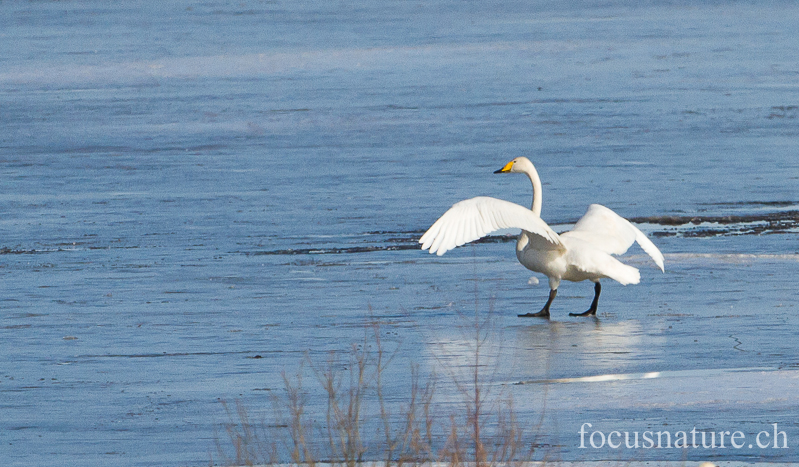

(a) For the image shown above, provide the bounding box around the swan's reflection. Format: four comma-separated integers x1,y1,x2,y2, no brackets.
419,316,665,405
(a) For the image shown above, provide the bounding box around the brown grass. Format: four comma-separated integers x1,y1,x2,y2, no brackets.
214,311,534,467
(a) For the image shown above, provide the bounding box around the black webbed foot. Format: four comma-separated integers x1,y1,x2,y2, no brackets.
518,309,550,318
569,282,601,317
518,288,557,319
568,308,597,317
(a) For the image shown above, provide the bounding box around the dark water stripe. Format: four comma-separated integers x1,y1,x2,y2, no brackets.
0,247,65,255
628,210,799,226
247,211,799,256
3,212,796,257
697,200,797,207
244,235,512,256
631,211,799,238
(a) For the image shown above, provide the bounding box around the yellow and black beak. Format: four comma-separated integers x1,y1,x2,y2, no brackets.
493,160,514,174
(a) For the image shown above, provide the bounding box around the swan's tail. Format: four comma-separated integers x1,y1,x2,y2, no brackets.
565,240,641,286
607,261,641,286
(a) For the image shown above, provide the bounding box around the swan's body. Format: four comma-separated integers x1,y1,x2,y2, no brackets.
419,157,664,317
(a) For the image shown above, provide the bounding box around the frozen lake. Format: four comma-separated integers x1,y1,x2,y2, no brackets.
1,1,798,465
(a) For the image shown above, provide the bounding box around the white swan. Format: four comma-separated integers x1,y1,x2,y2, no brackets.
419,157,664,318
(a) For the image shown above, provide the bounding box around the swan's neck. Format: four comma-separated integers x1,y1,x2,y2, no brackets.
525,166,543,217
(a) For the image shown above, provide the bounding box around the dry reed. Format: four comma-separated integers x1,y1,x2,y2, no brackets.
214,313,533,467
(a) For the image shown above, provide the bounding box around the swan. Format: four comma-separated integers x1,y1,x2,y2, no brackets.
419,157,664,318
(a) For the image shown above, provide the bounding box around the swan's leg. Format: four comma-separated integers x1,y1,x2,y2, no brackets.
518,289,557,318
569,282,601,317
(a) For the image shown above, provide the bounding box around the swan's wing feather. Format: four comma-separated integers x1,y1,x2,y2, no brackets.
564,204,664,271
420,196,563,256
565,204,635,254
632,225,665,272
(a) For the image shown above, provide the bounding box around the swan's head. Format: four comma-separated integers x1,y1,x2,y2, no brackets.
494,157,534,174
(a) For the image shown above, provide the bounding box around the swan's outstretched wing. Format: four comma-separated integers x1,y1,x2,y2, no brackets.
561,204,664,271
420,196,564,256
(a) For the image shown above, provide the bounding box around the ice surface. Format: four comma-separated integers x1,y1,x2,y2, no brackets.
1,1,798,466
